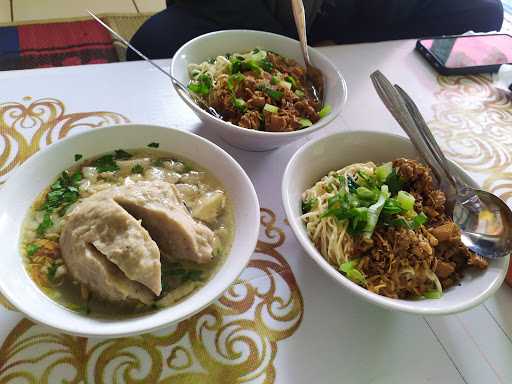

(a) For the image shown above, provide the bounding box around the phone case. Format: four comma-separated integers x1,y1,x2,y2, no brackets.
415,38,503,76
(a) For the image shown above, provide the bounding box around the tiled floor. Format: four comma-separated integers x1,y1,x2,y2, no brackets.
0,0,165,23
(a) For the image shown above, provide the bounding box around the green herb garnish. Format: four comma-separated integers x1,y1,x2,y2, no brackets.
346,176,359,193
74,154,83,161
257,85,283,102
230,60,242,74
285,75,297,88
37,170,82,235
232,98,247,113
39,170,82,219
423,290,442,299
152,159,165,167
188,73,212,95
385,169,403,195
362,185,389,239
259,58,273,72
131,164,144,174
375,162,392,183
36,213,53,236
340,259,367,286
298,118,313,128
147,142,160,148
92,154,119,173
410,212,428,229
162,263,203,283
397,190,415,211
26,243,40,257
302,198,317,214
318,104,332,118
114,149,132,160
226,73,245,97
318,162,427,238
47,262,58,283
263,103,278,113
382,198,403,215
241,60,262,74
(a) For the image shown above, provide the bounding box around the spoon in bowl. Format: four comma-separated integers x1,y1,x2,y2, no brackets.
290,0,324,103
87,10,222,120
371,70,512,259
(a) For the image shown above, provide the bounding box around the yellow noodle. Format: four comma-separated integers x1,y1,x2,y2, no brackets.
301,162,375,268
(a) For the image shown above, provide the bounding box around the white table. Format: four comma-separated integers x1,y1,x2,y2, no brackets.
0,39,511,384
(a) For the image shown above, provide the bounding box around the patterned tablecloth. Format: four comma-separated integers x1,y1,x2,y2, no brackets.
0,40,511,383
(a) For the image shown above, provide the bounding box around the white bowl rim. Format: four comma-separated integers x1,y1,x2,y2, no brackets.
282,130,510,315
0,123,261,337
171,29,348,137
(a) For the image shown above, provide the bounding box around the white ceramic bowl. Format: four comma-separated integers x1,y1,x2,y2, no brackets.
282,131,509,315
171,30,347,151
0,124,260,337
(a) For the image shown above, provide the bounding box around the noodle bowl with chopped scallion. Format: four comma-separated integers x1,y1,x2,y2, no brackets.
301,158,488,300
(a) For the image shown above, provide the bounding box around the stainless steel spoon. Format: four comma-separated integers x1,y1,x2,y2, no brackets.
87,10,222,120
371,70,512,259
290,0,324,103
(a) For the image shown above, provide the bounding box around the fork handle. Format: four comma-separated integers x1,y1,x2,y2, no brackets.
370,71,458,197
291,0,311,67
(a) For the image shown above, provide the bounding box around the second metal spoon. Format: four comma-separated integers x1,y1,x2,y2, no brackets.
87,10,222,120
371,70,512,259
291,0,324,103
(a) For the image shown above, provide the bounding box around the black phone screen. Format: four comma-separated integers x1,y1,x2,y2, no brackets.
418,34,512,69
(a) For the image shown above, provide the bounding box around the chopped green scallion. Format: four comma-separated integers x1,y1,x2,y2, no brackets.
423,290,442,299
375,162,393,183
263,103,278,113
356,186,376,200
363,185,389,239
285,75,297,88
397,190,415,211
318,104,332,118
233,98,247,113
298,117,313,128
411,212,428,229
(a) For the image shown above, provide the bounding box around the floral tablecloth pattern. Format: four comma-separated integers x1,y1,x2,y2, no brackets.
0,43,511,383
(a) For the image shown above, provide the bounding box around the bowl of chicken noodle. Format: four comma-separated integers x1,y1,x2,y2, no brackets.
282,131,509,315
171,30,347,151
0,124,259,337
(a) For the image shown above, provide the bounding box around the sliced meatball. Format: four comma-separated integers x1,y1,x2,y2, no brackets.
103,181,216,264
61,242,154,304
61,198,162,296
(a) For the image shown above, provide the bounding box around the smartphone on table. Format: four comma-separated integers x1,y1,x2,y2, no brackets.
416,33,512,75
